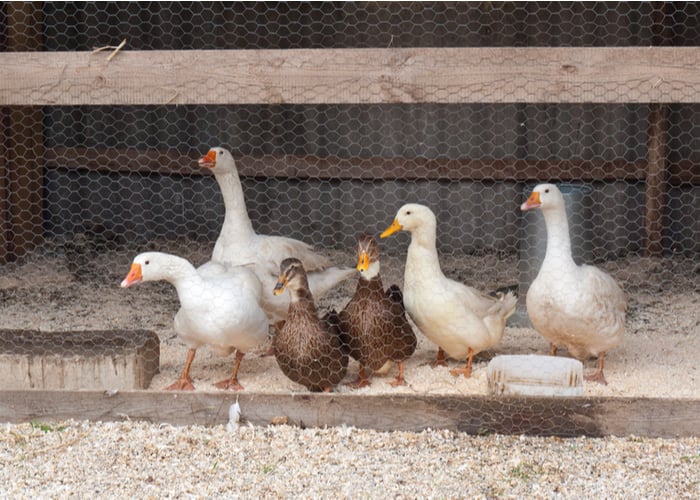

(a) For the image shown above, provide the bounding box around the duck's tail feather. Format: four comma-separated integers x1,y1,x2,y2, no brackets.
483,290,518,339
308,266,355,298
323,308,351,356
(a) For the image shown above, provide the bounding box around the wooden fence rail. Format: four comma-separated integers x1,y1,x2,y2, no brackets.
1,47,700,106
44,146,700,184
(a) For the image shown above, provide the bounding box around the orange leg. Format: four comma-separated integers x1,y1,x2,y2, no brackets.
388,361,408,387
431,348,447,368
449,348,474,378
347,364,371,389
584,352,608,385
164,348,197,390
214,350,247,391
549,343,558,356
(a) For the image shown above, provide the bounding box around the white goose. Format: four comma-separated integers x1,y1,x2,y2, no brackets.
381,203,517,378
521,183,626,385
198,147,354,323
121,251,268,391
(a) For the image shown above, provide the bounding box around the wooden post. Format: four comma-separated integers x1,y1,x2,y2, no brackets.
645,104,668,257
644,2,672,258
1,2,44,263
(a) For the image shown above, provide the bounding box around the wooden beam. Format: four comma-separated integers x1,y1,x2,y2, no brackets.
1,2,44,263
44,147,649,182
0,110,8,263
646,104,668,256
5,107,44,262
1,47,700,106
0,391,698,438
668,159,700,185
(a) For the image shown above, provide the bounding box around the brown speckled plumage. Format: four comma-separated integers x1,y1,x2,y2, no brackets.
273,258,348,392
339,235,416,387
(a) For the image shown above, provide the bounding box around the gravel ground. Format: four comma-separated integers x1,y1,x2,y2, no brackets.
1,240,699,497
1,420,698,498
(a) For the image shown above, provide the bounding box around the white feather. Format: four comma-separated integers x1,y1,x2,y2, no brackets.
226,399,241,432
201,147,354,322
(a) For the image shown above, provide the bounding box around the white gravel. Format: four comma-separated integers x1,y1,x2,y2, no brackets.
1,420,698,498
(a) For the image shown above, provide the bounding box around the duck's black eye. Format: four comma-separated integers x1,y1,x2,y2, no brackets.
406,211,411,215
219,150,224,155
144,260,150,266
544,189,549,193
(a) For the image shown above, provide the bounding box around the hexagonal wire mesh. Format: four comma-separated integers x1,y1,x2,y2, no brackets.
0,3,698,409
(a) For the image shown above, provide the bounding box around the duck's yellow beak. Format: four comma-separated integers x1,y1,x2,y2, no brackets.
357,250,370,272
120,263,142,288
198,149,217,169
520,191,541,211
380,219,402,238
273,275,288,295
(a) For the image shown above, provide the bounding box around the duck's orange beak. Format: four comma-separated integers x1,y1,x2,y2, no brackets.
273,275,288,295
120,263,143,288
380,219,402,238
520,191,541,211
198,150,217,169
357,250,370,272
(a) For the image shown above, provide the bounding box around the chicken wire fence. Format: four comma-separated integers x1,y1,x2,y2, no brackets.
0,3,699,403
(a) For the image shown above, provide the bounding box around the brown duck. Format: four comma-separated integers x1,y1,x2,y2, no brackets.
272,258,348,392
339,235,417,388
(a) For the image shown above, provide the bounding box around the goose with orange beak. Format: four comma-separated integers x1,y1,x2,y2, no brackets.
121,251,268,391
196,146,354,323
521,183,626,385
381,203,517,378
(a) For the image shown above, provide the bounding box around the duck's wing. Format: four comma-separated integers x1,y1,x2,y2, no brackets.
577,264,628,332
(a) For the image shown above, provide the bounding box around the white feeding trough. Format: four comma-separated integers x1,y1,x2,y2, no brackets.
487,354,584,397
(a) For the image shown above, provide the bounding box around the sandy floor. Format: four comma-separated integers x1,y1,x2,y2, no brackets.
1,237,698,399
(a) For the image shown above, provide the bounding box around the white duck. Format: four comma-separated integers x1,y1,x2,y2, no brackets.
521,183,626,385
198,147,354,323
381,203,517,378
121,251,268,391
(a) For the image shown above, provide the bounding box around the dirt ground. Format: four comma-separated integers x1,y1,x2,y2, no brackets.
0,236,698,398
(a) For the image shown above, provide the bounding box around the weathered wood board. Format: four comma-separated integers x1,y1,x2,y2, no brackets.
0,330,160,390
2,47,699,106
0,391,698,438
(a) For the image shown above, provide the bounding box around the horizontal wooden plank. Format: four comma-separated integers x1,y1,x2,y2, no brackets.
668,159,700,185
44,147,652,182
2,47,700,105
0,391,698,438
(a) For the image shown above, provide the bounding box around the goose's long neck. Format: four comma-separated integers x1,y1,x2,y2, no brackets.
161,256,201,295
541,206,576,270
216,170,255,237
406,224,444,279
